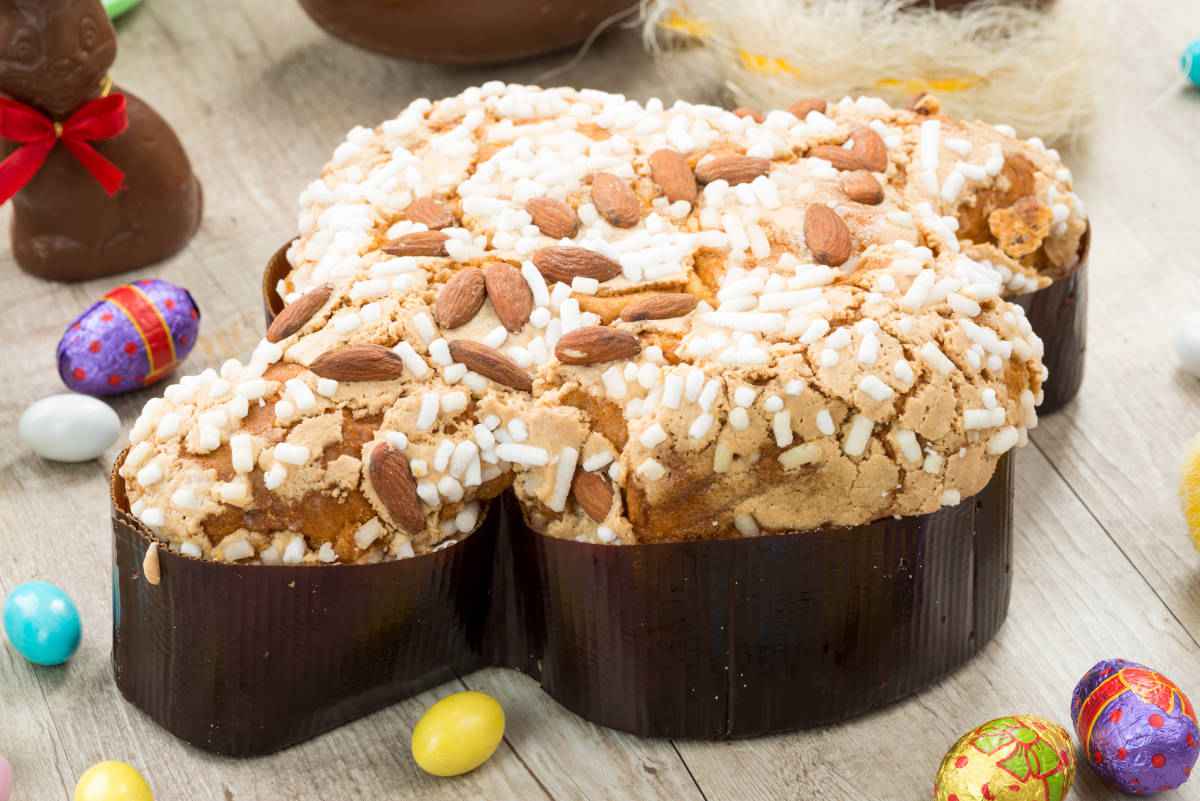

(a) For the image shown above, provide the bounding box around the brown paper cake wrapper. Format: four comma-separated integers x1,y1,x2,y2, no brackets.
112,453,1013,752
112,465,492,756
107,240,1041,755
1012,225,1090,414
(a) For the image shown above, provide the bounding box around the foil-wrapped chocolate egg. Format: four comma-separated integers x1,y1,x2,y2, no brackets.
935,715,1076,801
57,279,200,397
1071,658,1198,794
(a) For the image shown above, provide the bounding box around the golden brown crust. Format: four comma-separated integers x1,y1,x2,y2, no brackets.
120,84,1086,558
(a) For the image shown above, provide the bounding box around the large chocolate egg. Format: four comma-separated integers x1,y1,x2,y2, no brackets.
296,0,636,65
935,715,1076,801
1071,659,1198,794
57,279,200,397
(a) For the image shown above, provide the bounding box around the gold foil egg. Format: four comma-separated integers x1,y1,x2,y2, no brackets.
934,715,1076,801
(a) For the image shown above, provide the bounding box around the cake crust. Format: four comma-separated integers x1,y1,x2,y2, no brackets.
120,83,1087,561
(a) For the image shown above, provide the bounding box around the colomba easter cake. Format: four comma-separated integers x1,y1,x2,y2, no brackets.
118,83,1088,563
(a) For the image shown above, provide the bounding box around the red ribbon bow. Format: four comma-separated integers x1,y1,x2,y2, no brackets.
0,93,128,205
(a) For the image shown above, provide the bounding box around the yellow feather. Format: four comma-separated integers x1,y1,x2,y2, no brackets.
875,76,983,95
737,50,802,77
659,12,711,39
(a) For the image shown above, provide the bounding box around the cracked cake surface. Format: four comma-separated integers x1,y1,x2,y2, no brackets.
119,83,1087,563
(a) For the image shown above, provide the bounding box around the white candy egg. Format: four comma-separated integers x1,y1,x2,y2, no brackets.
19,394,121,462
1175,313,1200,378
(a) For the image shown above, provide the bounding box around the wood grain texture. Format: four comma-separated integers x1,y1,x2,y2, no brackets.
675,448,1200,801
1,0,1199,799
1027,0,1200,648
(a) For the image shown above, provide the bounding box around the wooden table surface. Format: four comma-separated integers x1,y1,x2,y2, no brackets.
2,1,1199,799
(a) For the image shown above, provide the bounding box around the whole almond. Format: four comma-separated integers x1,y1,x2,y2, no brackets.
483,261,533,332
404,197,455,230
804,204,853,267
448,340,532,392
591,172,641,228
572,469,614,522
532,246,622,284
694,154,771,186
619,293,699,322
434,268,486,329
555,326,641,365
526,197,580,239
841,170,884,205
310,344,406,381
648,149,697,204
369,442,425,534
267,283,332,342
809,127,888,173
847,127,888,172
788,97,828,119
142,542,161,586
733,106,764,123
383,230,448,257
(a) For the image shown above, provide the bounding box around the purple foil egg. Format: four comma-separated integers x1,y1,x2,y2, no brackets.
1071,658,1199,795
57,279,200,397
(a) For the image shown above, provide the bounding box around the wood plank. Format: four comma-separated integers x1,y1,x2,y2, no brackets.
673,447,1200,800
464,668,706,801
1029,0,1200,641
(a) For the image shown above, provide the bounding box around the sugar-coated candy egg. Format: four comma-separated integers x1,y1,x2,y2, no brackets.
1071,658,1198,794
1173,313,1200,378
1183,40,1200,87
19,394,120,462
0,755,12,801
934,715,1076,801
57,278,200,397
411,691,505,777
3,581,82,666
74,762,153,801
1181,434,1200,551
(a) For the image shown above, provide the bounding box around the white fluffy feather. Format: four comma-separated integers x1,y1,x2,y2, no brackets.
641,0,1102,143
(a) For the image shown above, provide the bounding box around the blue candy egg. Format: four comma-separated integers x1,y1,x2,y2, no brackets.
1184,40,1200,87
3,581,82,666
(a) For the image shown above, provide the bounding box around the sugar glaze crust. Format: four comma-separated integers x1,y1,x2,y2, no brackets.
120,83,1087,562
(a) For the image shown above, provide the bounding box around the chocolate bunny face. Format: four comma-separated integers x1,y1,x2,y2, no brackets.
0,0,116,118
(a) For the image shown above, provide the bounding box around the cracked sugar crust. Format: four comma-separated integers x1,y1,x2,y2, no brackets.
120,83,1083,560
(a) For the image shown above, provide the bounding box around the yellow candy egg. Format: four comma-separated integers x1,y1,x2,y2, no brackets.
411,691,505,777
935,715,1076,801
1180,433,1200,551
74,761,153,801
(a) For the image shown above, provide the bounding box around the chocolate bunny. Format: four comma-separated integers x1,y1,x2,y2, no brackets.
0,0,202,282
